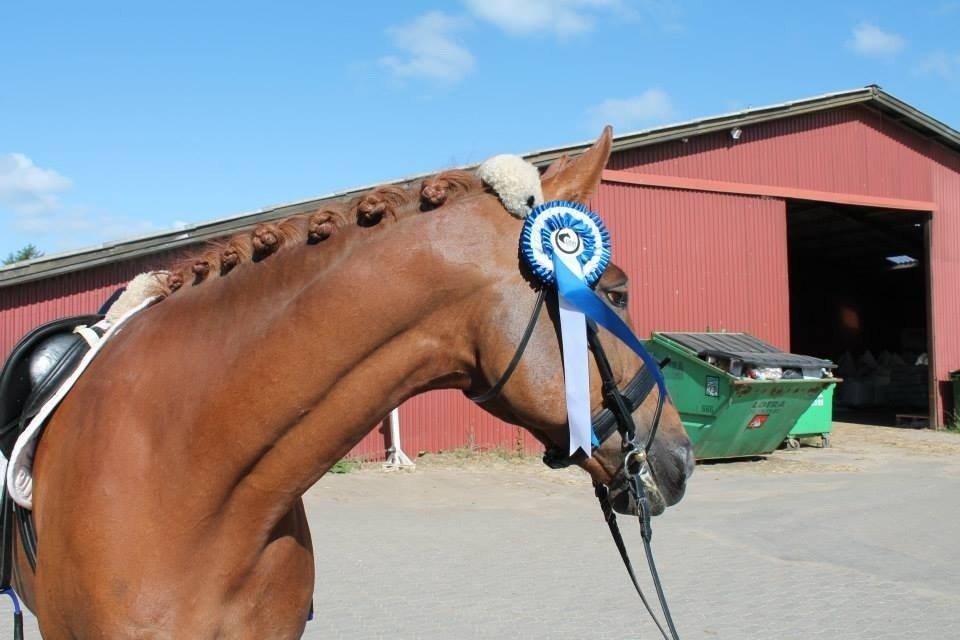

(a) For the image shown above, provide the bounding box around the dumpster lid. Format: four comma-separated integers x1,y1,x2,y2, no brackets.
657,332,835,369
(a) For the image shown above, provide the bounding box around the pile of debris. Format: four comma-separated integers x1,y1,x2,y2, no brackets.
835,351,928,408
661,332,836,381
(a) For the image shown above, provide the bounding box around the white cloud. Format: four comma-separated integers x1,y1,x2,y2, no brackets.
10,202,156,239
380,12,474,82
464,0,622,36
8,205,160,255
379,2,635,83
848,23,906,58
0,152,159,252
915,50,960,79
587,89,676,131
0,153,72,215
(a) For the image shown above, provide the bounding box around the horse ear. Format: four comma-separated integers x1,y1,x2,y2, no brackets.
540,154,571,181
541,126,612,203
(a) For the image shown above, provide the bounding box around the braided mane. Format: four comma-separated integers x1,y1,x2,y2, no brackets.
156,170,481,297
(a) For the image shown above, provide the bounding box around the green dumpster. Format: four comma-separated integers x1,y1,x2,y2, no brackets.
950,371,960,427
645,332,837,460
787,384,837,448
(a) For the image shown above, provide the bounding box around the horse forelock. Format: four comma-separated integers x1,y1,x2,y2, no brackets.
156,169,487,299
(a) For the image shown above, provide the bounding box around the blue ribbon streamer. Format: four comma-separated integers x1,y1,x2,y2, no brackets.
554,258,668,400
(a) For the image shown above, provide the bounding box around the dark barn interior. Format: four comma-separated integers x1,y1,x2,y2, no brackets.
787,201,931,423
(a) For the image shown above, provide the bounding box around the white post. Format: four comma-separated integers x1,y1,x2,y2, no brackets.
382,407,415,470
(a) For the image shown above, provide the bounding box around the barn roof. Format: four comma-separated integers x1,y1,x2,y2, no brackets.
2,85,958,288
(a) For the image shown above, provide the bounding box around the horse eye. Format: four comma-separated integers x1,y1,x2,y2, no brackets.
605,290,628,308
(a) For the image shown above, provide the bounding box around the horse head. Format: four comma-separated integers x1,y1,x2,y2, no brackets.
458,127,695,515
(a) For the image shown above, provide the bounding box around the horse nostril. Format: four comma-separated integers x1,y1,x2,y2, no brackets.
684,445,696,477
674,442,695,480
658,441,694,495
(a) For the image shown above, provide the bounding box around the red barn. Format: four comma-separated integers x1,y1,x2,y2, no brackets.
3,86,959,457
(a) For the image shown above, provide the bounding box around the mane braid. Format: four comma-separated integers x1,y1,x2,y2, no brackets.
307,207,348,244
157,169,482,298
353,186,411,227
189,247,222,285
251,217,307,261
419,170,479,211
218,235,254,276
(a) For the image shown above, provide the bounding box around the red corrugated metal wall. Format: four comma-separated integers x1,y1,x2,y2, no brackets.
929,145,960,410
3,103,959,455
609,107,934,202
0,252,178,357
592,184,789,347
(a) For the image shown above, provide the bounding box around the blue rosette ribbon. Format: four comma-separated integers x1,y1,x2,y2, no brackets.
520,201,668,457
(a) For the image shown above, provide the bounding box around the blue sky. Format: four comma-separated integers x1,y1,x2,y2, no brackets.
1,1,958,259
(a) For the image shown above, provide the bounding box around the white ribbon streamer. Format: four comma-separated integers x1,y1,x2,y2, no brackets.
552,247,594,457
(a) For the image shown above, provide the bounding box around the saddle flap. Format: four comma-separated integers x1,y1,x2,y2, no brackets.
0,315,102,456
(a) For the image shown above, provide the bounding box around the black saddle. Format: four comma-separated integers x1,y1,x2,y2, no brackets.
0,315,103,459
0,313,103,587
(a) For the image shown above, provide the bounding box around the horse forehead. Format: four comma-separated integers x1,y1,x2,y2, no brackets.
600,263,628,285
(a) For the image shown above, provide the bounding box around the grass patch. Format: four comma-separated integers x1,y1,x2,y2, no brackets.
429,445,533,462
329,459,362,474
945,411,960,434
446,446,499,459
427,431,533,462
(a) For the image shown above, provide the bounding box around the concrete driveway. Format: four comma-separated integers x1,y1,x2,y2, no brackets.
8,423,960,639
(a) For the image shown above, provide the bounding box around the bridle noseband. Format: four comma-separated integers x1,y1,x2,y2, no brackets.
468,286,681,640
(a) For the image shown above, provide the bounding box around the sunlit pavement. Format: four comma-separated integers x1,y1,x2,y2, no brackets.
8,424,960,639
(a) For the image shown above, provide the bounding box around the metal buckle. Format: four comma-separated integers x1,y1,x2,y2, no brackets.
629,474,653,541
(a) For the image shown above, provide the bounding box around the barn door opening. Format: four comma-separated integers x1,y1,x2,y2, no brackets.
787,201,933,427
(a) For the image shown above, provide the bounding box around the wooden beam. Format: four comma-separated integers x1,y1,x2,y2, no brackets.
602,169,938,213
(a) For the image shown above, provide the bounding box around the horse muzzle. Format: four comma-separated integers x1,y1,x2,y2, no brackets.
607,463,666,516
607,440,694,516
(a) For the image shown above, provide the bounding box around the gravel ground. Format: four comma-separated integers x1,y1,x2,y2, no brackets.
6,423,960,639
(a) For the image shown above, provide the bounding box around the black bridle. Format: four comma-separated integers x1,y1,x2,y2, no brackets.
469,287,681,640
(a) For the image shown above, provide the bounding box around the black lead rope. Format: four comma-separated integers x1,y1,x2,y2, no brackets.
595,483,671,640
630,471,681,640
596,479,680,640
587,323,679,640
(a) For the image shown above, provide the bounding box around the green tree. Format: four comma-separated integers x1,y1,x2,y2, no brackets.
3,244,44,265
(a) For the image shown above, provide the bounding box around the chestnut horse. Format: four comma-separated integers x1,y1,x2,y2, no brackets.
12,128,693,638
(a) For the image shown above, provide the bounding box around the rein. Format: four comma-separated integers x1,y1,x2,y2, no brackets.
587,325,680,640
471,288,681,639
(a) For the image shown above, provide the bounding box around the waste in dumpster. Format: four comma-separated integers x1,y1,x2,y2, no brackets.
644,332,839,460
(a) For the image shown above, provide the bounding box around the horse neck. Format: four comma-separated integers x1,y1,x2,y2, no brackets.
136,207,497,525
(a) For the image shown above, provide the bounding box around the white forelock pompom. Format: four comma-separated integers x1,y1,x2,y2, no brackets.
477,154,543,219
